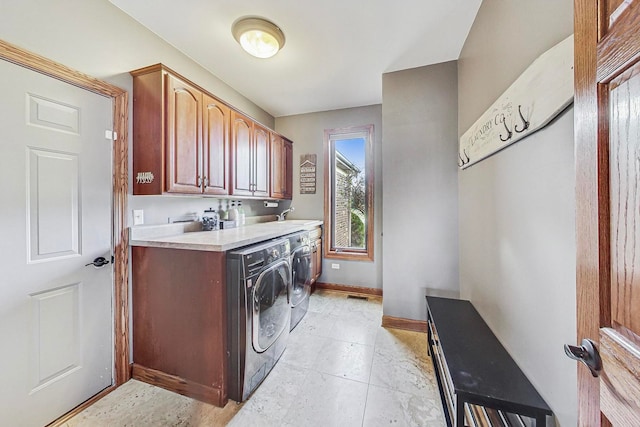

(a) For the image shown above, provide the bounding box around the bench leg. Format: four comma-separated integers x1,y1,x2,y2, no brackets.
456,396,464,427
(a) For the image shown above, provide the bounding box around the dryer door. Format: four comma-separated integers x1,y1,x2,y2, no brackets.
291,246,312,308
252,259,291,353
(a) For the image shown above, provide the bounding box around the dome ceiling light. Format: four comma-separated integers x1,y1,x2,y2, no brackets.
232,17,286,59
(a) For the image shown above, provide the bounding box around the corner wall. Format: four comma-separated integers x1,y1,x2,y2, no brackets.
457,0,576,425
381,62,460,321
275,105,383,289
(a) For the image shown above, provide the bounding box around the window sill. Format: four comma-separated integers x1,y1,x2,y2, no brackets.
324,250,374,262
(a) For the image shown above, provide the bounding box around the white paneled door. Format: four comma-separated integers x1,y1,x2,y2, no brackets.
0,59,113,425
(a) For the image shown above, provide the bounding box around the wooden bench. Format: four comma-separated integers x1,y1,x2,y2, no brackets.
426,296,552,426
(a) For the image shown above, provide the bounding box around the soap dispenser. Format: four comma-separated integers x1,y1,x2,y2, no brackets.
228,201,238,222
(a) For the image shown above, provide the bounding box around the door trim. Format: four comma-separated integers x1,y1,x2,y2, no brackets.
574,1,608,425
0,40,130,387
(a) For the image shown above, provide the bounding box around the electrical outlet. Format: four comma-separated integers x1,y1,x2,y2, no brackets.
331,263,340,270
133,209,144,226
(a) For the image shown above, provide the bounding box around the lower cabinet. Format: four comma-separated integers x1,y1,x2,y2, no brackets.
131,246,228,407
310,227,322,284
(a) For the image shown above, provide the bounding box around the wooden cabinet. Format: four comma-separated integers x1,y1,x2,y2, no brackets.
202,94,230,195
271,134,293,200
131,246,228,407
165,74,202,194
132,63,292,199
230,111,270,197
131,64,229,196
310,227,322,284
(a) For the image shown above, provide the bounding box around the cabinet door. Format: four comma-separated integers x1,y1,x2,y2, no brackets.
270,133,285,199
203,94,230,195
230,111,253,196
283,138,293,199
316,239,323,280
253,123,270,197
311,238,322,283
165,74,202,194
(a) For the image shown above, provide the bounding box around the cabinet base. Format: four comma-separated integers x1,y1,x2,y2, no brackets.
132,363,228,407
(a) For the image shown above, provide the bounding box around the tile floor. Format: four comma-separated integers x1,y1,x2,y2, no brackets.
64,290,445,427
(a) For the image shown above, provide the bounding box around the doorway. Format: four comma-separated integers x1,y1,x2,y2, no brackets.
0,40,129,424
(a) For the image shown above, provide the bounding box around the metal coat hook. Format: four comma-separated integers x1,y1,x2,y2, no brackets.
458,149,470,167
514,105,530,133
499,116,512,142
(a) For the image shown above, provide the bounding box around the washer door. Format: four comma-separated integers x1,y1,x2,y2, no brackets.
252,259,291,353
291,247,312,308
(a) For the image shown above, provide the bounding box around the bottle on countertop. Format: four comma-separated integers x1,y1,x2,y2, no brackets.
228,201,238,221
237,201,245,226
218,200,228,220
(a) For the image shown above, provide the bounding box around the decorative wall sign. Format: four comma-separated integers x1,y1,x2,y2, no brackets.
300,154,316,194
459,35,574,169
135,171,154,184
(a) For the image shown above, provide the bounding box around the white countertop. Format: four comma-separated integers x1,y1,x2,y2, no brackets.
130,219,323,252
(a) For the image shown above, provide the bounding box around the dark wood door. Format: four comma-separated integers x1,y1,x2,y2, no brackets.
203,94,229,195
230,111,253,196
253,123,270,197
575,1,640,425
270,133,285,199
165,74,202,194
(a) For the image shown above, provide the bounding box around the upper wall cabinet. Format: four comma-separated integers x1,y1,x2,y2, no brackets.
271,134,293,200
230,111,270,198
131,64,290,199
131,64,230,196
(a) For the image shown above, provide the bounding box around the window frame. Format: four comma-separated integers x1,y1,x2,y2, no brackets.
323,124,374,262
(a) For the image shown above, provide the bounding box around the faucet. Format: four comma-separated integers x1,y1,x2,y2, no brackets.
276,206,295,221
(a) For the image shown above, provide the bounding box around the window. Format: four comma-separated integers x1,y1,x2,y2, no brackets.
324,124,374,261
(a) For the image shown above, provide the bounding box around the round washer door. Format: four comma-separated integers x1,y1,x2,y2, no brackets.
252,259,291,353
291,247,312,307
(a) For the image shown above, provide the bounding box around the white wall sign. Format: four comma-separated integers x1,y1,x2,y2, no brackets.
459,34,574,169
300,154,316,194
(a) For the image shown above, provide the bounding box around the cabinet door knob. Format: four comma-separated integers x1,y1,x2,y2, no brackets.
203,176,208,188
197,175,202,187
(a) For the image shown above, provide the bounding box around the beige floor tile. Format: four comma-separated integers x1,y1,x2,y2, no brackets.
282,329,330,369
63,291,443,427
363,384,445,427
64,380,240,427
313,339,375,383
369,345,437,396
280,370,368,427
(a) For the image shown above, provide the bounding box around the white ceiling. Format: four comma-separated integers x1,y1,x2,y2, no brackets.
110,0,482,117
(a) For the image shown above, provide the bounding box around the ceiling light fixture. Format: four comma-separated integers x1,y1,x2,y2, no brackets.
232,17,285,59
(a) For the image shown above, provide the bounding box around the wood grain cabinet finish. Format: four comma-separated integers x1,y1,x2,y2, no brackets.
230,110,270,198
131,64,229,196
132,63,292,199
131,246,228,406
271,134,293,200
165,73,203,194
310,227,322,283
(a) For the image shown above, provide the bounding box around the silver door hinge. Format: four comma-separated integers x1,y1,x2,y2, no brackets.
105,130,118,141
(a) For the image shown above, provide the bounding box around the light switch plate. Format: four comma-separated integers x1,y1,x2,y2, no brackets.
331,263,340,270
133,209,144,225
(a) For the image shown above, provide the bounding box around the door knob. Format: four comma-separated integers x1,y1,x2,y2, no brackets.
85,256,110,268
564,338,602,377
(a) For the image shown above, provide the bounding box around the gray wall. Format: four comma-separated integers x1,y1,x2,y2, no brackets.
0,0,275,226
275,105,383,288
458,0,576,425
381,62,460,321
